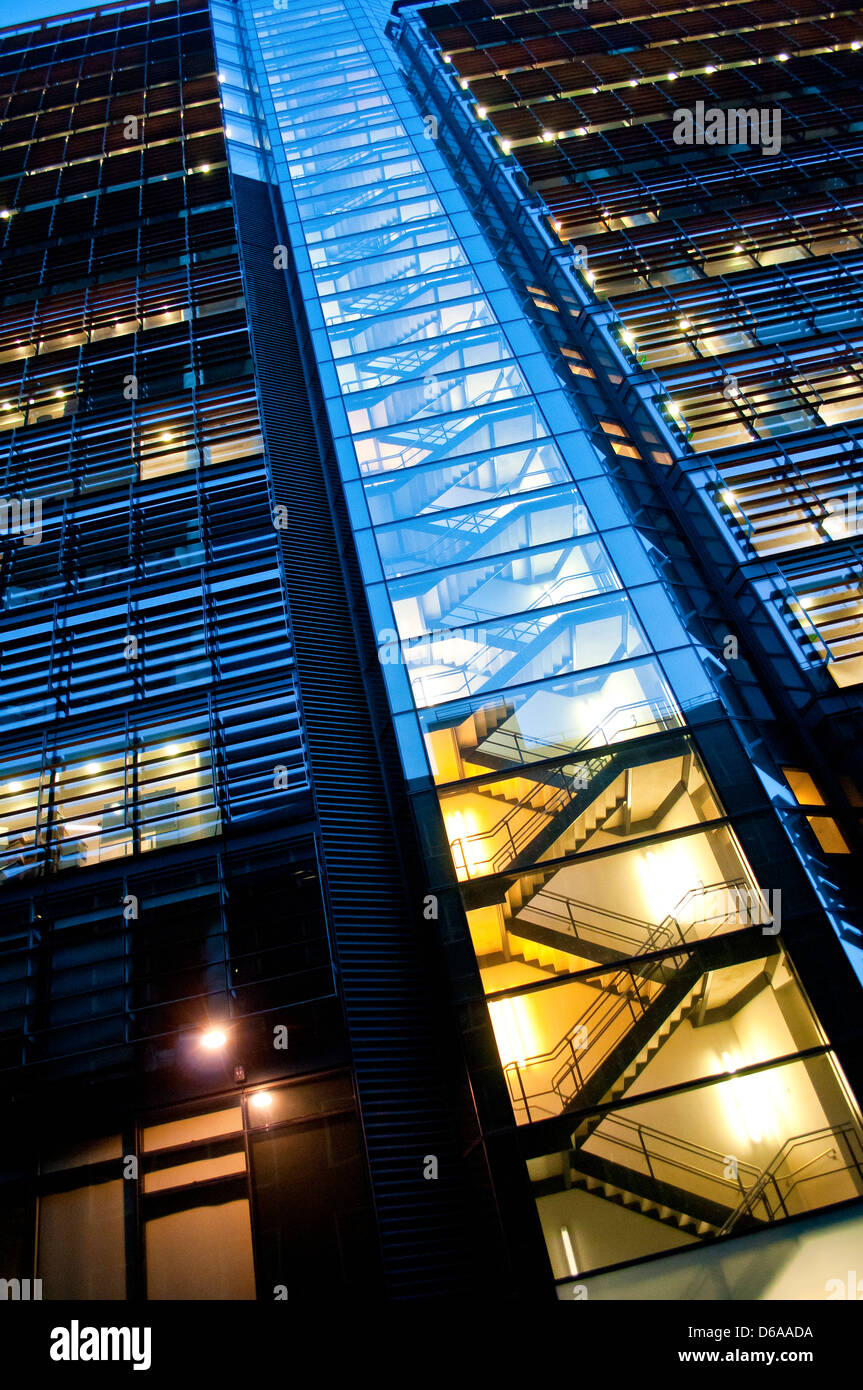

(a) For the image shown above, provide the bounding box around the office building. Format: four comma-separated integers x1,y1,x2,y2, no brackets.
1,0,862,1301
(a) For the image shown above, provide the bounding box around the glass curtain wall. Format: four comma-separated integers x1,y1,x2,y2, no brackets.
0,0,309,886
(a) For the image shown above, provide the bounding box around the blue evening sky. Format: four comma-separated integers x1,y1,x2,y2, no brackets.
2,0,85,25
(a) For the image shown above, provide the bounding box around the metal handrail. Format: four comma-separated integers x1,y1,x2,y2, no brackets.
500,881,754,1116
510,877,751,960
501,952,688,1117
548,953,690,1101
446,566,619,630
717,1122,863,1235
410,607,578,704
472,697,680,768
588,1112,761,1201
449,751,615,877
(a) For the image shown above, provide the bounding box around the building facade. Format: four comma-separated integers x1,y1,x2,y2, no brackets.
0,0,862,1302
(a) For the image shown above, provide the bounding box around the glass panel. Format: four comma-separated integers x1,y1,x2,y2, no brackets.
0,755,46,881
145,1199,256,1300
496,944,817,1120
390,538,619,640
400,593,648,708
464,824,763,988
335,323,506,389
294,154,424,201
283,121,407,173
328,297,495,361
441,741,722,882
38,1181,126,1299
307,218,458,270
349,363,528,433
142,1106,243,1152
376,485,591,579
531,1053,863,1276
362,441,573,525
355,399,551,476
315,240,468,297
420,657,682,783
138,726,219,852
41,1135,122,1173
50,742,131,871
297,173,433,220
304,195,441,244
250,1110,377,1292
144,1152,246,1193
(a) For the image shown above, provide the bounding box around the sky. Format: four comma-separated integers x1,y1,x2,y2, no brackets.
2,0,89,25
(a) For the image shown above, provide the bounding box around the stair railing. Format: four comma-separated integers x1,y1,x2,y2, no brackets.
501,953,687,1120
410,609,568,705
472,697,680,769
449,753,615,878
549,954,694,1105
490,759,618,875
511,877,752,959
445,565,619,630
576,1112,761,1211
503,975,648,1120
717,1122,863,1236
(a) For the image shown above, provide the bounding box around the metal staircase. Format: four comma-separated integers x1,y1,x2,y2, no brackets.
560,1117,863,1243
411,593,630,705
564,1117,760,1238
500,950,706,1123
561,964,707,1117
449,752,624,879
458,695,680,774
